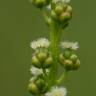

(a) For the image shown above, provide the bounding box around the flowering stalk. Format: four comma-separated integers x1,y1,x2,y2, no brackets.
28,0,81,96
49,21,61,86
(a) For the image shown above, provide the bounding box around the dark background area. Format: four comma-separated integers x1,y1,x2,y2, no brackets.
0,0,96,96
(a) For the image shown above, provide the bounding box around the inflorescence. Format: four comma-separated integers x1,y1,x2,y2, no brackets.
27,0,80,96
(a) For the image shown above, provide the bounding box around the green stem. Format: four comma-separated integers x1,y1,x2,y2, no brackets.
48,20,61,87
56,70,68,85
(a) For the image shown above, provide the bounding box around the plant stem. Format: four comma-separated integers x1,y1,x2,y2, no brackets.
49,20,61,87
56,70,68,85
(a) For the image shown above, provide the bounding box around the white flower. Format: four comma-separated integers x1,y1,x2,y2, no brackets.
45,86,67,96
61,41,79,50
30,66,49,76
30,38,50,50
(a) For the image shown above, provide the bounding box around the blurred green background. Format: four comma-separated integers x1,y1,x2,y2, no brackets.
0,0,96,96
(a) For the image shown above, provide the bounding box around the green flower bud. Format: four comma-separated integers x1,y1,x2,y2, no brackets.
64,59,73,70
59,53,65,64
32,0,49,8
36,78,45,89
37,52,48,63
35,0,45,7
64,50,71,59
55,5,63,15
73,59,80,70
51,10,58,20
59,12,71,22
70,54,78,62
44,56,53,68
28,82,39,95
32,56,41,68
36,78,48,93
45,17,52,26
66,5,72,13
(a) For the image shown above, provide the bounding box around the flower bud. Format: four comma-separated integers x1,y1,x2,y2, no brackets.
28,82,39,95
55,5,63,15
45,17,52,26
64,50,71,59
59,54,65,64
59,12,71,22
51,10,58,20
73,59,80,70
35,0,45,7
32,56,41,68
70,54,78,62
64,59,73,70
36,78,45,89
44,56,53,68
66,5,72,13
36,78,48,93
37,52,48,63
32,0,49,8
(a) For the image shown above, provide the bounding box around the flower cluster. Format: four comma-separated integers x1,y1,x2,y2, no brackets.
59,41,80,71
45,86,67,96
61,41,79,51
28,0,81,96
31,38,50,50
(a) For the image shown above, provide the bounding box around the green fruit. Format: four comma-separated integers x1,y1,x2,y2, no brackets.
32,56,41,68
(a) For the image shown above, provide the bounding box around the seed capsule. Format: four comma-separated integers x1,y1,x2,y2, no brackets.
32,56,41,68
